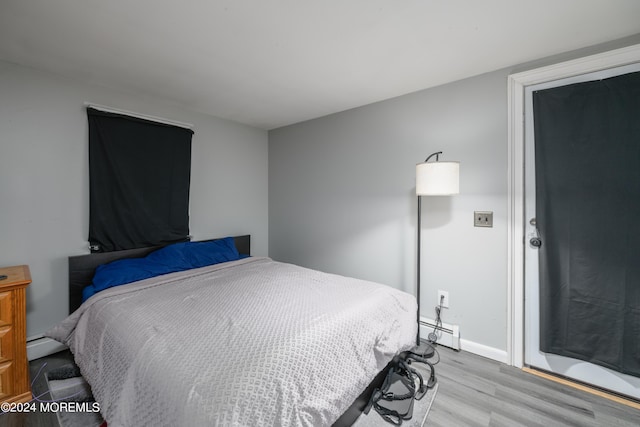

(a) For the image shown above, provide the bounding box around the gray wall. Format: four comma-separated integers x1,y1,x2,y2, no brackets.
0,60,268,338
269,71,508,351
269,35,640,353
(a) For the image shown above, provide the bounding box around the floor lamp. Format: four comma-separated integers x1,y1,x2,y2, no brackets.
413,151,459,357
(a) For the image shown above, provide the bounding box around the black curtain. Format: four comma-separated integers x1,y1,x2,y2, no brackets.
88,108,193,252
533,71,640,377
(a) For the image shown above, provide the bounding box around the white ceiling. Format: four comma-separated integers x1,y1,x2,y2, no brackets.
1,1,639,130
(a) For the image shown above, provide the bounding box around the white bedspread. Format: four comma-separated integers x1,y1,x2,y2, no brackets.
47,257,417,427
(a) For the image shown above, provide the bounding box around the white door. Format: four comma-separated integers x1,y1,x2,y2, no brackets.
524,63,640,400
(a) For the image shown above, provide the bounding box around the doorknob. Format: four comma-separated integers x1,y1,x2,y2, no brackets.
529,218,542,247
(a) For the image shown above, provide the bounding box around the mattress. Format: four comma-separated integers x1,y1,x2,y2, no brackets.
47,257,417,426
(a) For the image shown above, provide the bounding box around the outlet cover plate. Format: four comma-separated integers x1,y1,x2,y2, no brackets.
438,290,449,308
474,211,493,228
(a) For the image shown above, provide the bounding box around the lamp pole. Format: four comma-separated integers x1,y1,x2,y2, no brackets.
416,194,422,347
414,151,459,357
416,151,440,348
412,151,458,388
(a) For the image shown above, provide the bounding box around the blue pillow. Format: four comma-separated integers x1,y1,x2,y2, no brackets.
146,238,239,269
82,237,240,302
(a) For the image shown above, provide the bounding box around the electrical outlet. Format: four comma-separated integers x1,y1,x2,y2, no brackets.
474,211,493,227
438,290,449,308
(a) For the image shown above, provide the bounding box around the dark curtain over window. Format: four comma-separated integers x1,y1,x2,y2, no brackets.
533,71,640,377
88,107,193,252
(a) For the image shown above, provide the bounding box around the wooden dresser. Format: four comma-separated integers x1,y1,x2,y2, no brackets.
0,265,31,404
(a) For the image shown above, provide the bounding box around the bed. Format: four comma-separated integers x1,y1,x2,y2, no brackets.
47,235,417,426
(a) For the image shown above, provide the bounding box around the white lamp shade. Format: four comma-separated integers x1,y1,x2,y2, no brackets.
416,161,460,195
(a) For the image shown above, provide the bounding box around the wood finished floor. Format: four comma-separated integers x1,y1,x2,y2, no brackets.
428,347,640,427
2,347,638,426
0,350,75,427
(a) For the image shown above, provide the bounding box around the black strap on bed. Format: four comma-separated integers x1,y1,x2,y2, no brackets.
364,358,430,425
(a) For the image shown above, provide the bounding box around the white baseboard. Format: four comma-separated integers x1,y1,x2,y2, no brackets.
459,338,508,364
27,337,68,361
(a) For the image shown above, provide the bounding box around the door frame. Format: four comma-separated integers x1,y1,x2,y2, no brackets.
506,43,640,368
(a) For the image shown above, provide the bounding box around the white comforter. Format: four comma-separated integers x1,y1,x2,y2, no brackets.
47,257,417,427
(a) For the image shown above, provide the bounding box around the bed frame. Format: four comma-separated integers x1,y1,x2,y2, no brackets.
66,233,391,426
68,235,250,314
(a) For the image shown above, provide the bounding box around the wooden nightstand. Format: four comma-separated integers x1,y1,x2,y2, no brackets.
0,265,31,404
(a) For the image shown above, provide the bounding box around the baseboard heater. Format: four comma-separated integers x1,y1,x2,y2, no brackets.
419,317,460,350
27,336,67,361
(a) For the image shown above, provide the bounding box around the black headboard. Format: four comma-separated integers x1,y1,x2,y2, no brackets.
68,235,250,314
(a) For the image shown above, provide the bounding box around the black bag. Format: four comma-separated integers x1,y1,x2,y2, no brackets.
364,357,431,425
